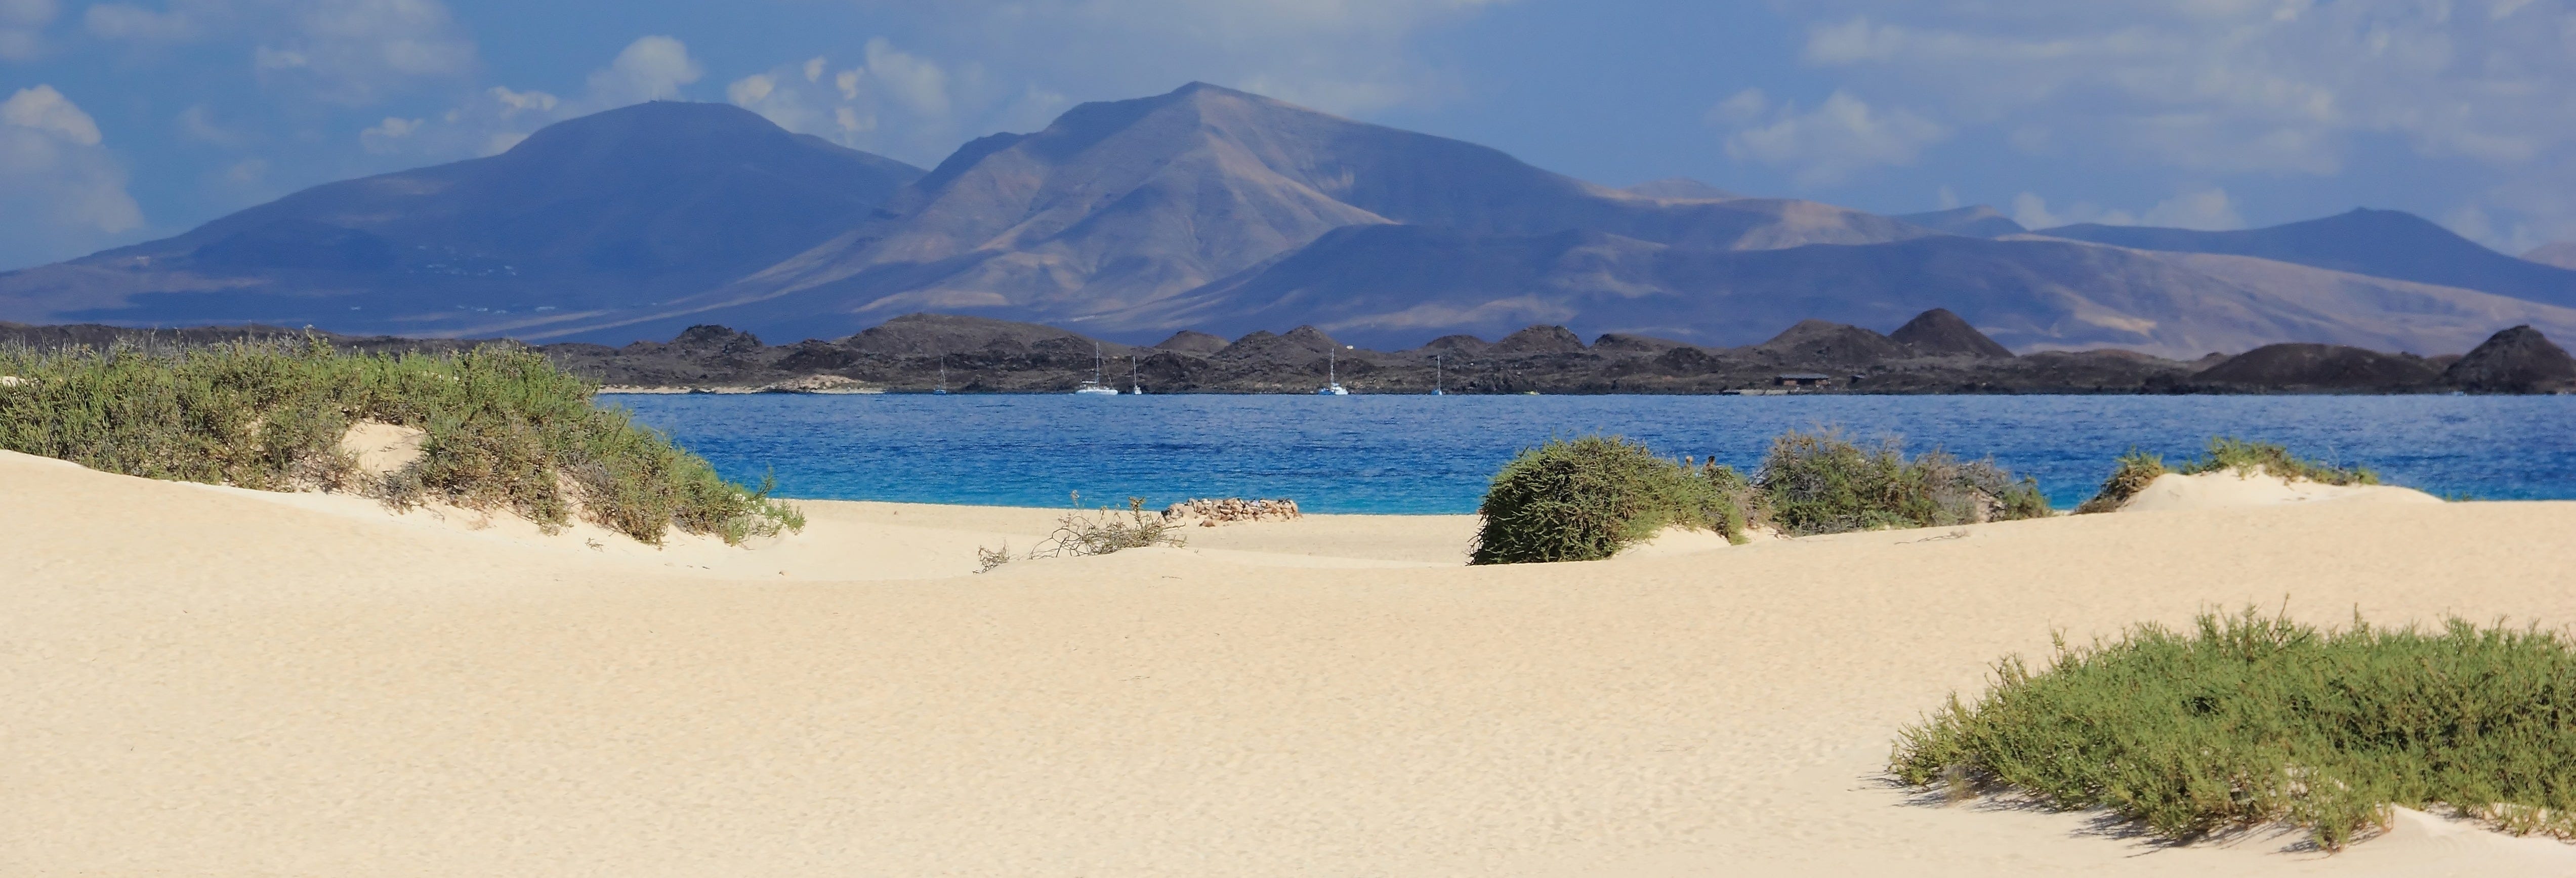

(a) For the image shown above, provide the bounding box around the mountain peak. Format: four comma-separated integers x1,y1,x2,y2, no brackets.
1895,206,2026,239
2037,208,2576,309
1624,178,1738,201
1889,308,2014,358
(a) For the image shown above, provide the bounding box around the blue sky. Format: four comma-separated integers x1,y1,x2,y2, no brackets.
4,0,2573,270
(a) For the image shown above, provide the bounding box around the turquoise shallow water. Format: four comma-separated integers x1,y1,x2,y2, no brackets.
611,394,2576,514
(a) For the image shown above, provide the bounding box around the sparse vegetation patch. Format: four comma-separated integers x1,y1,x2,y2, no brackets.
2183,437,2377,486
1470,435,1748,565
1893,608,2576,850
2075,449,2169,513
1756,429,2049,536
979,493,1186,571
0,338,802,545
2076,439,2379,514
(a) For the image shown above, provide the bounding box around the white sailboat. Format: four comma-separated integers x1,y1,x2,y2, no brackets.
1074,342,1119,395
1317,346,1349,395
1128,354,1144,394
933,353,948,395
1432,354,1444,396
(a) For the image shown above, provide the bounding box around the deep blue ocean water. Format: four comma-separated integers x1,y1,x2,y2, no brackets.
610,394,2576,514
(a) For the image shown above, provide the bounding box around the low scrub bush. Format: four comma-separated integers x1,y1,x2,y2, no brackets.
1470,435,1746,565
0,338,801,545
2183,437,2377,486
2075,449,2169,514
1892,609,2576,850
1756,430,2049,535
981,493,1185,571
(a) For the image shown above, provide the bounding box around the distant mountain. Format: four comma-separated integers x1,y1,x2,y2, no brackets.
1889,308,2013,358
580,82,1931,342
2035,208,2576,309
2527,242,2576,271
1894,206,2026,239
0,102,924,337
7,85,2571,359
1128,223,2576,356
1623,178,1738,201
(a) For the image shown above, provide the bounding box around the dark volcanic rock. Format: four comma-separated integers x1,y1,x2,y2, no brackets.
16,312,2571,396
1748,319,1908,368
1889,308,2014,359
1591,332,1691,353
2447,325,2576,393
667,325,764,356
1279,326,1344,353
2192,343,2445,391
1418,335,1491,354
1492,325,1586,354
1216,326,1344,361
843,313,1125,357
1154,330,1228,354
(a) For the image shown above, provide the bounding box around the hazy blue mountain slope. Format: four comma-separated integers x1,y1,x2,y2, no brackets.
590,82,1930,342
2527,242,2576,270
0,102,924,337
2036,209,2576,308
1129,226,2576,356
1623,178,1739,201
1895,206,2026,238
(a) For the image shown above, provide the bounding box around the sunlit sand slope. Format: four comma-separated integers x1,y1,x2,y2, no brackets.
6,449,2574,876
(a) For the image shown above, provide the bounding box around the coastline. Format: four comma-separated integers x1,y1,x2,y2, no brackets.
11,450,2576,875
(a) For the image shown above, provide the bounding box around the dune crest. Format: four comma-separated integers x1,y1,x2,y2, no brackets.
2115,471,2441,513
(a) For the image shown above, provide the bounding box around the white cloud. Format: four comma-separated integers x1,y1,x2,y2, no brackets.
176,104,249,146
852,0,1511,117
3,83,100,144
0,0,55,60
721,38,1003,160
357,114,420,152
84,2,194,43
0,86,145,267
488,85,556,116
351,36,710,163
89,0,475,104
2012,192,2134,230
1721,91,1946,186
1785,1,2576,247
2138,186,2245,230
586,34,700,106
1793,2,2576,172
862,37,949,117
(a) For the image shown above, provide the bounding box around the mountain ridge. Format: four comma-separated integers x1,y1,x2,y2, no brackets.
1,88,2569,359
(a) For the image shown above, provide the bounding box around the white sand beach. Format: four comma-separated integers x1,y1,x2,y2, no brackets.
7,450,2575,876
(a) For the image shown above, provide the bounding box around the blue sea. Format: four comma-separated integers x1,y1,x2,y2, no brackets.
611,394,2576,514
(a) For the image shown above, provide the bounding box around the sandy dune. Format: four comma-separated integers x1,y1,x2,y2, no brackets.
7,449,2576,876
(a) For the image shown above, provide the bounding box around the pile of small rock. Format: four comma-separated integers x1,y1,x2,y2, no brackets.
1161,497,1303,526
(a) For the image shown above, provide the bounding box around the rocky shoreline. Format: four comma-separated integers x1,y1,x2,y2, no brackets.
9,309,2574,396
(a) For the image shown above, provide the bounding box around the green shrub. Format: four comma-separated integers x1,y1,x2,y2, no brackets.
1892,609,2576,850
0,338,802,545
1471,435,1746,565
2182,437,2377,486
2075,449,2169,514
1755,430,2050,535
